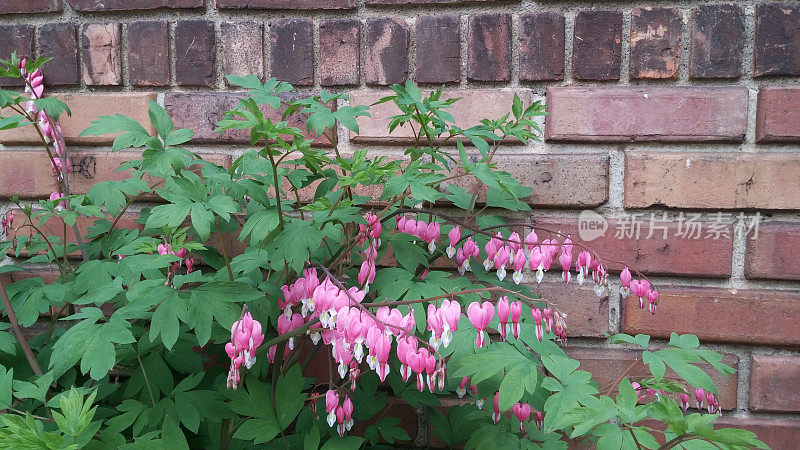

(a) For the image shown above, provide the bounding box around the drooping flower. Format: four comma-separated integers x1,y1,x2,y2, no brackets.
576,250,592,285
511,250,526,284
496,296,510,341
694,388,705,410
531,308,544,342
509,301,522,339
467,301,494,348
620,267,632,296
326,390,339,427
494,246,511,281
491,392,501,424
679,392,690,412
49,191,66,210
512,403,531,433
446,226,461,258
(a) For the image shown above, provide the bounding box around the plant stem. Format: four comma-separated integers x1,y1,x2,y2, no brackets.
216,220,234,282
136,352,156,407
265,144,285,230
603,357,641,396
0,279,42,376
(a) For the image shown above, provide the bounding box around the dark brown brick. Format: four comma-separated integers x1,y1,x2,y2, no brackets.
519,12,565,81
415,15,460,84
622,287,800,347
368,0,510,3
319,20,360,86
750,355,800,413
757,87,800,143
38,23,79,86
745,222,800,282
0,0,61,14
127,21,169,87
0,25,34,87
81,23,122,86
365,18,409,86
755,3,800,77
467,13,511,82
214,0,355,9
530,282,609,337
690,4,744,79
629,7,682,79
221,22,264,84
175,20,215,87
68,0,201,10
270,19,314,86
572,10,622,81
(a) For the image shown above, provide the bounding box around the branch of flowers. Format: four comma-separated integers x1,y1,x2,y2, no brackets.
255,318,320,357
0,280,42,376
361,286,552,310
602,357,641,397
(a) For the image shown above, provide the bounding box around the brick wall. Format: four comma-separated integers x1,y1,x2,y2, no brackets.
1,1,800,448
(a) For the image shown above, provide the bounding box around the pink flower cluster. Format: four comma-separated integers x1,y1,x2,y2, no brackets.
49,192,66,210
620,268,659,315
512,402,543,433
396,215,440,254
157,243,195,279
633,383,720,415
0,212,13,239
325,390,353,437
225,312,265,389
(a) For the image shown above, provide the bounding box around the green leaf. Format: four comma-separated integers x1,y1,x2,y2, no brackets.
609,333,650,349
33,97,71,121
0,366,12,409
161,416,189,450
498,365,526,412
275,365,305,429
80,114,151,151
267,219,324,273
149,291,187,350
319,436,364,450
303,426,320,450
190,203,214,242
148,100,174,140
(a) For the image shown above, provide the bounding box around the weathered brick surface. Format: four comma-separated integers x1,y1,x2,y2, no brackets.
754,3,800,77
0,151,231,199
81,23,122,86
319,20,360,86
714,417,800,450
415,15,460,84
756,87,800,143
164,92,329,146
690,4,744,79
0,93,156,145
519,12,565,81
528,282,609,337
349,90,530,144
175,20,215,87
68,0,202,10
572,10,622,81
127,21,170,87
447,153,609,208
215,0,355,9
625,152,800,210
568,347,739,410
0,25,34,87
745,222,800,282
368,0,511,3
221,22,264,84
750,355,800,413
365,18,409,86
532,217,733,277
622,287,800,346
38,23,79,86
629,7,682,79
0,0,61,14
271,19,314,86
467,14,511,82
545,87,749,142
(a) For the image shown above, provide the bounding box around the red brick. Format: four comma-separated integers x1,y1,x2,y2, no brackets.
68,0,201,10
214,0,354,9
750,355,800,413
38,24,79,86
713,417,800,450
319,20,360,87
415,15,461,84
622,287,800,346
568,347,738,410
221,22,264,85
81,23,122,86
629,7,682,79
572,10,622,81
127,21,170,87
756,87,800,143
532,217,733,277
528,282,608,338
368,0,511,3
175,20,215,87
0,93,156,145
270,19,314,86
545,86,748,143
0,25,34,87
745,222,800,281
690,4,744,79
348,89,531,144
447,153,609,208
519,12,565,82
365,18,409,86
467,14,511,82
625,152,800,210
0,0,60,14
163,92,329,146
755,3,800,77
0,151,231,199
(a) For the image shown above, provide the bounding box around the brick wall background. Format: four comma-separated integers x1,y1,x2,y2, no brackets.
1,0,800,448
